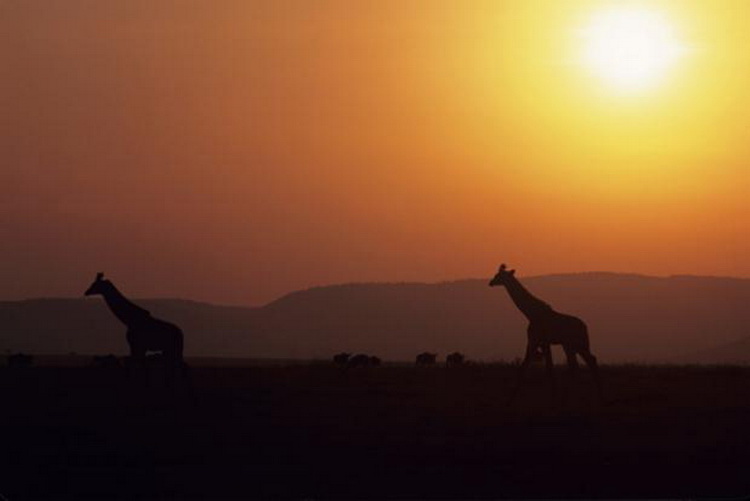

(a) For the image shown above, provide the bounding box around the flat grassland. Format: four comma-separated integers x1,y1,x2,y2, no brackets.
2,363,749,499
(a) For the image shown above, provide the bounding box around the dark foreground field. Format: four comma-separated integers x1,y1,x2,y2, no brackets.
2,363,750,499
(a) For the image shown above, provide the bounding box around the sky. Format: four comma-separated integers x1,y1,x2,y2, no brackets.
2,0,749,305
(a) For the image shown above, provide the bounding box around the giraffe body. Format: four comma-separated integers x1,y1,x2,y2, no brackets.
528,311,588,351
125,317,184,361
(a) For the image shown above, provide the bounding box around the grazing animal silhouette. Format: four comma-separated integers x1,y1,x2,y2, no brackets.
84,273,184,367
347,353,379,368
489,264,601,399
333,352,351,366
446,352,465,367
415,352,437,366
8,353,33,368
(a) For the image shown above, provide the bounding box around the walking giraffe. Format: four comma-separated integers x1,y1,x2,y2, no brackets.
489,264,601,400
84,273,184,367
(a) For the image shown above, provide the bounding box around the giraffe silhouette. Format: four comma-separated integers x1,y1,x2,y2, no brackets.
84,273,184,367
489,264,601,400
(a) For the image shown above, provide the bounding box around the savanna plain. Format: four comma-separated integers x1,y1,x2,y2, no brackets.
2,360,749,499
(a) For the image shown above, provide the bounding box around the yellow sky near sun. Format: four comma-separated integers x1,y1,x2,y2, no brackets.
1,0,748,304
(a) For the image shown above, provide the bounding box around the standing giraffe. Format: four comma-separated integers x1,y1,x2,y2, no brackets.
84,273,184,367
489,264,601,399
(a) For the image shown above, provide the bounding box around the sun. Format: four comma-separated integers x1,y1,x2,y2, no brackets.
580,7,686,93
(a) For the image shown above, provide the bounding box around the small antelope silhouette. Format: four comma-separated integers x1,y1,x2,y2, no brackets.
489,264,601,400
415,352,437,366
446,352,465,367
333,352,351,366
84,273,184,367
347,353,379,368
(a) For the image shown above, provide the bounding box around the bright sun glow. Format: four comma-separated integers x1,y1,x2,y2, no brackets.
580,8,686,93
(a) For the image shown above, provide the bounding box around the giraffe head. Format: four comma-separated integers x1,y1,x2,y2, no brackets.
489,264,515,287
84,272,108,296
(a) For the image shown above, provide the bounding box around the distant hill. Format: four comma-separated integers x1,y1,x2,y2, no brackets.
1,273,748,363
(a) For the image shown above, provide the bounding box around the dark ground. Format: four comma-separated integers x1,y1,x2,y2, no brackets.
2,363,750,499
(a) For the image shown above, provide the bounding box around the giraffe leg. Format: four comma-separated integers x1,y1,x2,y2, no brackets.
160,335,193,398
564,347,579,374
542,344,554,379
164,350,188,393
508,343,535,405
164,329,187,391
127,329,146,363
559,347,581,406
128,342,146,368
542,344,558,400
579,349,603,401
160,350,176,390
126,344,147,389
554,346,574,404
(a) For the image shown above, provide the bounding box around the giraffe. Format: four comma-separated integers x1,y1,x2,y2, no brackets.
489,264,601,400
84,273,184,367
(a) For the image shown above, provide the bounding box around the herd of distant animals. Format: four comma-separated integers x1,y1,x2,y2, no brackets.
330,351,465,368
6,351,467,369
4,265,602,397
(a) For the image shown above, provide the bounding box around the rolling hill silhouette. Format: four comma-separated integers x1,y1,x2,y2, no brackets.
1,273,748,363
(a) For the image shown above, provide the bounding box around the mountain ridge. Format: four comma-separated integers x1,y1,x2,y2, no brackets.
1,273,748,363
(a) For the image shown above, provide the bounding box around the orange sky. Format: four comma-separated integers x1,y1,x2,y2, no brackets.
2,0,748,305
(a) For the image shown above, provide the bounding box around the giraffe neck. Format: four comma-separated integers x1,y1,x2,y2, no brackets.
100,282,151,327
503,276,552,321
